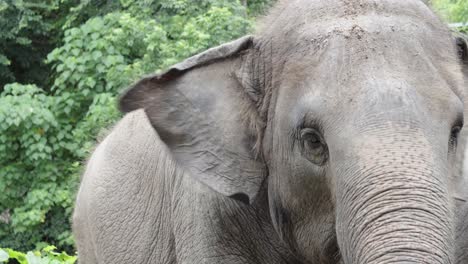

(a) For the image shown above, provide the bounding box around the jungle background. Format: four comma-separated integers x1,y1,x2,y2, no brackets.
0,0,466,262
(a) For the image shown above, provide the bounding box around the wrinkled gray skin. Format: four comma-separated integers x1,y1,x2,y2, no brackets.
73,0,468,263
456,137,468,263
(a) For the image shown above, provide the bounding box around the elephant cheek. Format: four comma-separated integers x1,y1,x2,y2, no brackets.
268,173,339,263
268,192,297,252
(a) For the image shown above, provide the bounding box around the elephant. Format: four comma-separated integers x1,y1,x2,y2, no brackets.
73,0,468,263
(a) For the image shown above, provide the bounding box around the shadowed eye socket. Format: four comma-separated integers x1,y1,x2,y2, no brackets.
299,128,329,165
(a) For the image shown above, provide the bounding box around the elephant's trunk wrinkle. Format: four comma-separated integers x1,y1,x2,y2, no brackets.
336,162,454,264
355,209,452,263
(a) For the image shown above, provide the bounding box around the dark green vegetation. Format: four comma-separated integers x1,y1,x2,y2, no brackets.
0,0,465,259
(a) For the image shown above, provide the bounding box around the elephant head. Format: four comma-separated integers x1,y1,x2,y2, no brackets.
120,0,466,263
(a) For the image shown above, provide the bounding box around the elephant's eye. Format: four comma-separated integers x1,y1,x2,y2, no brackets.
300,128,328,165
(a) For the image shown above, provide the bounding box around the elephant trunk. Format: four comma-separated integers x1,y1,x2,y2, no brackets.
334,140,454,263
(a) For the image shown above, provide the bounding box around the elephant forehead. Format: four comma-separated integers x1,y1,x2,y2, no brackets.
286,13,455,64
281,37,461,107
298,14,446,43
263,0,460,91
259,0,440,36
293,76,462,126
277,69,462,139
278,16,463,108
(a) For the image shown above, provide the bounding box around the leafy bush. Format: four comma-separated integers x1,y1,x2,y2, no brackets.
0,245,76,264
0,83,78,251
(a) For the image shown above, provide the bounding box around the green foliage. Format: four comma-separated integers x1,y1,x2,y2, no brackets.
0,0,78,89
0,0,273,255
0,83,79,251
432,0,468,31
247,0,275,16
0,245,77,264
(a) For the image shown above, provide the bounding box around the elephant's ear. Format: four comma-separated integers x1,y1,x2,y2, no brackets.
120,36,266,205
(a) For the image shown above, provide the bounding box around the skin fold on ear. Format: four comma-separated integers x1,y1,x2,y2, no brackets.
119,36,266,205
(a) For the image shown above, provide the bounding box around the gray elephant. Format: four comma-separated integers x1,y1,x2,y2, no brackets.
73,0,468,263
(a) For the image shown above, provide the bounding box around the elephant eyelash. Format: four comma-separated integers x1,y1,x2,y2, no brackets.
448,119,463,153
294,122,325,140
449,126,461,146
